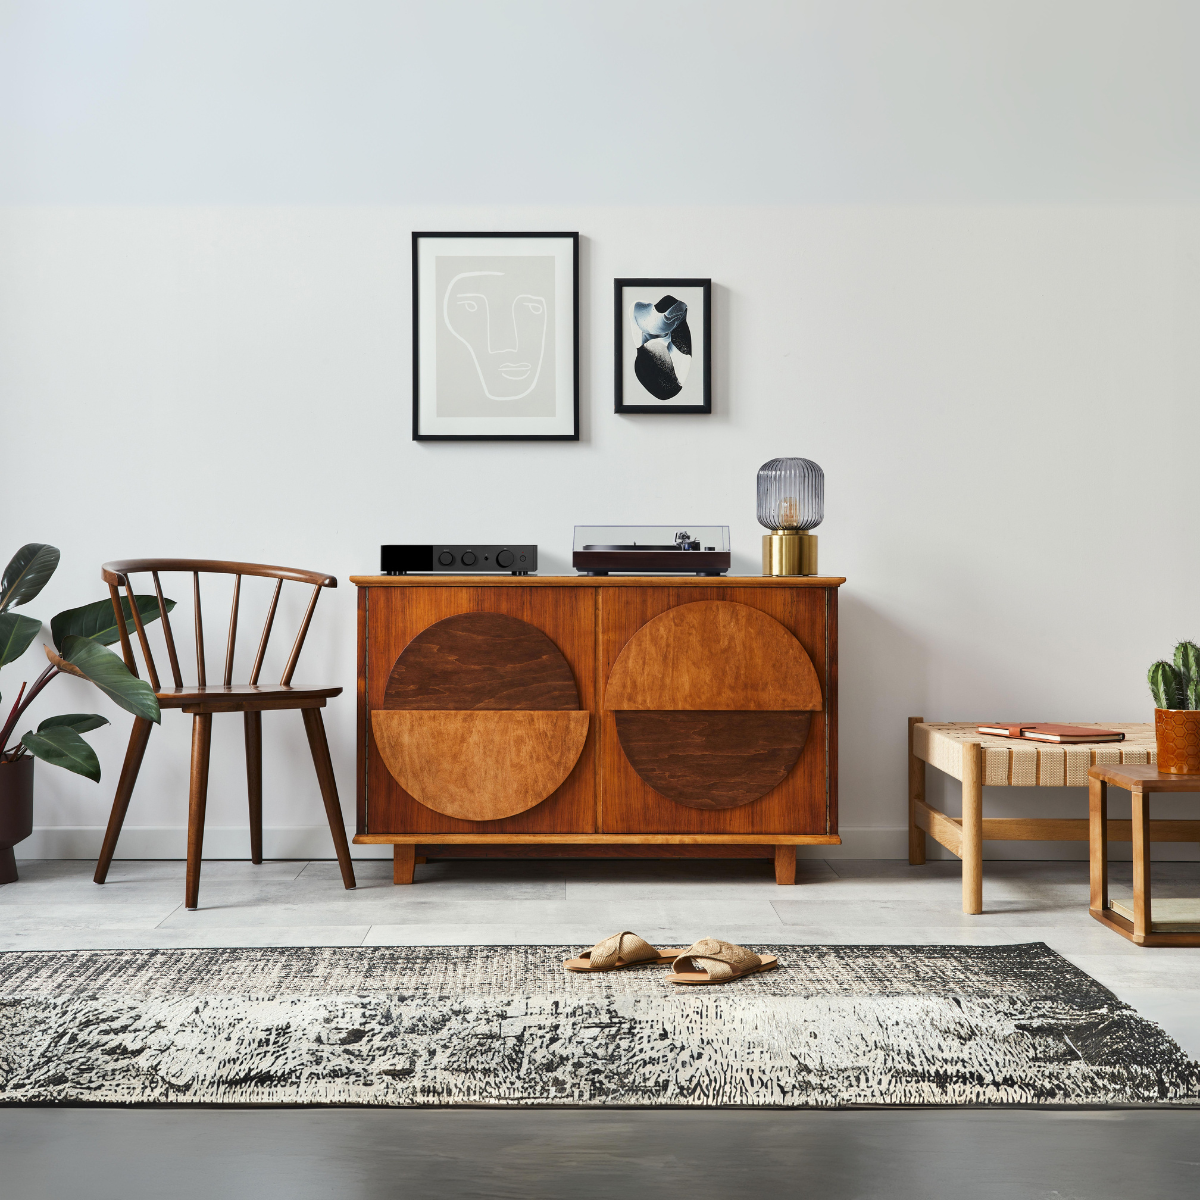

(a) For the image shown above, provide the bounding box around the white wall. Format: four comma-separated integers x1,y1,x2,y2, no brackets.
3,4,1199,859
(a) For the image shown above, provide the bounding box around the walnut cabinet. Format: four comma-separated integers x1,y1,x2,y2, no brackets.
350,575,843,884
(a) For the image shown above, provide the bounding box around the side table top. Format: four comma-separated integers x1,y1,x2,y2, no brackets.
1088,763,1200,791
913,722,1156,786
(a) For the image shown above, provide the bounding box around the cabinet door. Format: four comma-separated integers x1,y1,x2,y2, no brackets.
599,586,836,835
364,586,597,834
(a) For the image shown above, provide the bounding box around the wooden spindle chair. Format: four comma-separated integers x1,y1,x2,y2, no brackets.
93,559,356,908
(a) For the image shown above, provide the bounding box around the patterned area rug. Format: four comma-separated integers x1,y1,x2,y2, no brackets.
1,943,1198,1107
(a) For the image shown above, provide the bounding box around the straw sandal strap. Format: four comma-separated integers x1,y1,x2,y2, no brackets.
672,938,762,981
587,931,660,970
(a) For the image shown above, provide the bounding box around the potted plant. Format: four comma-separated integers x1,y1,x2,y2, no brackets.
0,543,168,883
1148,641,1200,774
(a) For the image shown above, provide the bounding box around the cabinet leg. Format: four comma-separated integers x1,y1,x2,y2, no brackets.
394,844,416,885
908,715,927,865
961,740,983,915
774,845,797,885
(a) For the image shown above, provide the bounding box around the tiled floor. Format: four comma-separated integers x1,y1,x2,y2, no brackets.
4,855,1200,1060
4,856,1200,1199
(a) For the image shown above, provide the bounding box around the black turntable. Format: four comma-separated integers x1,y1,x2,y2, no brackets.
571,526,730,575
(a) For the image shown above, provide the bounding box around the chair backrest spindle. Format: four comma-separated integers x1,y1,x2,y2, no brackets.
123,575,162,691
193,572,207,687
108,582,138,676
152,570,184,688
223,574,242,688
280,584,323,687
250,578,283,687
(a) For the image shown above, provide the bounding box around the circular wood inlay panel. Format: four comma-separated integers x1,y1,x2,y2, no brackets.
372,710,590,821
376,612,588,821
605,600,821,710
613,711,812,809
607,601,821,810
385,611,580,711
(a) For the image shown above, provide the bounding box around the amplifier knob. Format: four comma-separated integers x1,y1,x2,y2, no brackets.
496,549,515,568
438,551,455,566
461,550,477,566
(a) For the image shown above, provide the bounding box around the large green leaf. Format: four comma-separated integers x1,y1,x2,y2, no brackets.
51,594,176,653
59,635,161,723
0,544,60,612
0,612,41,668
37,713,109,735
21,725,101,782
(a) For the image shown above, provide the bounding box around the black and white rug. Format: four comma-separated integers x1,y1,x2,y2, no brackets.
1,943,1197,1107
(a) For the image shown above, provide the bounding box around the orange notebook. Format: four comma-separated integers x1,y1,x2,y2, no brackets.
976,723,1125,744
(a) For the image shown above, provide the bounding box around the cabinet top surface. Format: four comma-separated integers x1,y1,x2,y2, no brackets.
350,574,846,588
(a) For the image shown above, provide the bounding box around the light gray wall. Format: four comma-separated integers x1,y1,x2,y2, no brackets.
2,3,1199,860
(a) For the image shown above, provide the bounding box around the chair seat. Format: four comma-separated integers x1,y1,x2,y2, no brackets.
156,684,343,712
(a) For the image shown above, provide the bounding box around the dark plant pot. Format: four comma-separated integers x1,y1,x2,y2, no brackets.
1155,708,1200,775
0,756,35,884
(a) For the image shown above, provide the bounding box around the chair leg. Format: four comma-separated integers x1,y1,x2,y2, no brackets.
94,717,154,884
301,707,357,890
186,713,213,911
244,711,263,865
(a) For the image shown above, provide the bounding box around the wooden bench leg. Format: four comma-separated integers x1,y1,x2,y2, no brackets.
961,740,983,915
774,844,796,885
394,844,416,885
908,715,927,865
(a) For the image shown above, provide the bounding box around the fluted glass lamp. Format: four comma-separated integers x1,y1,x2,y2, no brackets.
757,457,824,576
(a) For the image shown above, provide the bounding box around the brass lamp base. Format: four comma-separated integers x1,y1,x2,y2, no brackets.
762,531,818,576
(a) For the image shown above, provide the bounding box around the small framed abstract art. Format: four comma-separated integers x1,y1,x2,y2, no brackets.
614,278,711,414
413,232,579,440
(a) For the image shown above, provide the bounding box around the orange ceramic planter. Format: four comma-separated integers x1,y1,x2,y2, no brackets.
1154,708,1200,774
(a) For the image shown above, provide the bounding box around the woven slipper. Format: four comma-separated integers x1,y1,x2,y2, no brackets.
563,931,687,973
665,938,778,985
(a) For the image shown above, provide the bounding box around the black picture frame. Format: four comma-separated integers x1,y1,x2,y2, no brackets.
614,277,712,414
413,231,580,441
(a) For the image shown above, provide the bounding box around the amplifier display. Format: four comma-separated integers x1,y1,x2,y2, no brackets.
381,545,537,575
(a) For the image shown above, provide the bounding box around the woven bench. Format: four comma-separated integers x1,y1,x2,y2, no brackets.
907,718,1200,914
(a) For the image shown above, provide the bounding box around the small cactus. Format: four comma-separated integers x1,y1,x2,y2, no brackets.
1149,660,1185,710
1175,640,1200,689
1190,679,1200,711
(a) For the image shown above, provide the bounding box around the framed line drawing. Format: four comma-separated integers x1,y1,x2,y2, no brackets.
413,232,579,440
614,278,711,414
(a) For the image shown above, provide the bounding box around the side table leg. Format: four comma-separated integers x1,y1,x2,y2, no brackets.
1132,788,1151,942
1088,777,1108,916
961,740,983,915
908,716,927,866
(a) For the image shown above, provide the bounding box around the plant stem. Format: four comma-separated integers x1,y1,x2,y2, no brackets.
0,665,57,757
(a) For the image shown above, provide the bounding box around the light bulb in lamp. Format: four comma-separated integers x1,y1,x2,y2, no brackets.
757,457,823,576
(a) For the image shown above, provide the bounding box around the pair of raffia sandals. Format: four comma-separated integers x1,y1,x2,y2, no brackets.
563,931,777,985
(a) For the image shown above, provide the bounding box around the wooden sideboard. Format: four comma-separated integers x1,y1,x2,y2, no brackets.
350,575,843,884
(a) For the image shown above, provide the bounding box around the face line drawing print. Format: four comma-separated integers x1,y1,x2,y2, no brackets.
443,270,549,401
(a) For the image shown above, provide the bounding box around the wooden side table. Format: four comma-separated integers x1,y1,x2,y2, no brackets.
1088,763,1200,946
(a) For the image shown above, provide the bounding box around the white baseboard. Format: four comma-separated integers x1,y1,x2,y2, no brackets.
17,825,1198,861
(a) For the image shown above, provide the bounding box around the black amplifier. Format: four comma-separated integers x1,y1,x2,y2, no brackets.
381,544,537,575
